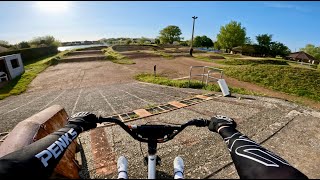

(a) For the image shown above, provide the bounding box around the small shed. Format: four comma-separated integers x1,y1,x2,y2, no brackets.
286,51,319,64
0,54,25,82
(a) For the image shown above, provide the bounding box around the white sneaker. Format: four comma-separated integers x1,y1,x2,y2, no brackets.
174,156,184,179
117,156,128,179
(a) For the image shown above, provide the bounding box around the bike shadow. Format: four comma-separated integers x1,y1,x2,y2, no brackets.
156,170,174,179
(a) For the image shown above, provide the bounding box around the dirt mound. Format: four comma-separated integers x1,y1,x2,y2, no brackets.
112,45,163,52
209,55,225,59
159,44,182,48
120,52,161,59
75,46,108,51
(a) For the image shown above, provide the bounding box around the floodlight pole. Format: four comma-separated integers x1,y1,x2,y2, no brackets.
190,16,198,56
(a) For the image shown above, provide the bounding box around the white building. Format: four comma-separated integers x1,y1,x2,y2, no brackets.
0,54,24,82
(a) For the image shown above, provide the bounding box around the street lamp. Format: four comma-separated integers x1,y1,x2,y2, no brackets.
190,16,198,56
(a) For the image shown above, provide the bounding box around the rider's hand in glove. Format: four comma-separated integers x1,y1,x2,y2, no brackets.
208,115,237,134
66,112,98,132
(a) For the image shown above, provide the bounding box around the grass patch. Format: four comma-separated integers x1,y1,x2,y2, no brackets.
221,53,243,58
135,73,262,96
194,55,214,62
0,51,68,100
149,50,173,59
144,103,158,109
216,58,289,66
102,47,135,64
223,65,320,101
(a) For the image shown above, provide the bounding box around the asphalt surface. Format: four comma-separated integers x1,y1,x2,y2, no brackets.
1,81,320,179
1,48,320,179
0,82,204,133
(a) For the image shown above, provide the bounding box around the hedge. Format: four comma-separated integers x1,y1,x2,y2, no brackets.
0,46,58,65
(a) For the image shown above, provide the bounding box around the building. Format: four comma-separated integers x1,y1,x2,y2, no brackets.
0,54,24,82
286,51,319,64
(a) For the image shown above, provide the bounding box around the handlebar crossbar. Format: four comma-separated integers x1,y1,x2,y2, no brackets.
97,117,210,143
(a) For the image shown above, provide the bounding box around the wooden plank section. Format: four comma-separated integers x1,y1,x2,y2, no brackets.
133,109,152,117
90,128,117,177
196,95,213,100
168,101,188,108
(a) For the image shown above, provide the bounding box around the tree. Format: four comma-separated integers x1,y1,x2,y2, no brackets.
193,35,214,48
159,25,182,44
139,37,148,45
18,41,31,49
154,38,160,45
0,40,11,48
179,40,189,46
255,34,273,56
241,44,256,56
214,41,222,50
245,37,253,45
193,36,203,47
29,35,61,47
269,41,291,58
216,21,246,52
300,44,320,60
125,39,132,45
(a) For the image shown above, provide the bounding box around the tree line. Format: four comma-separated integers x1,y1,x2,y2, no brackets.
1,21,318,59
156,21,293,58
0,36,61,52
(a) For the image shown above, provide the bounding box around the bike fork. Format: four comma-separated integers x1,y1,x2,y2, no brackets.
147,141,158,179
148,154,157,179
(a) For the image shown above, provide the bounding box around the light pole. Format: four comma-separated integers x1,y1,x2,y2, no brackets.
190,16,198,56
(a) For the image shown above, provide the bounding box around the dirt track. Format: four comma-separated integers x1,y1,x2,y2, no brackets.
2,45,320,179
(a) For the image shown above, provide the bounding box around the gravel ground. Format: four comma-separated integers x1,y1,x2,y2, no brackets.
1,48,320,178
77,92,320,179
1,81,320,179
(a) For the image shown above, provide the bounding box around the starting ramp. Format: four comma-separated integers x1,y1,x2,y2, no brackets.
188,66,231,97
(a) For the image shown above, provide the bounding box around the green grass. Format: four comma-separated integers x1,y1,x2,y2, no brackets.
144,103,158,109
194,55,214,62
223,65,320,101
102,47,135,64
135,73,263,96
0,51,68,100
215,58,289,66
149,50,173,59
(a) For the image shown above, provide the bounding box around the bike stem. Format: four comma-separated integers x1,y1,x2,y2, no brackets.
148,141,157,179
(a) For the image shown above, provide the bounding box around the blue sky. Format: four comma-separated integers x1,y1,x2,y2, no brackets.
0,1,319,51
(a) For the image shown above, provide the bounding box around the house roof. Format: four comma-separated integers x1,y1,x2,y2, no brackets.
231,46,242,52
287,51,317,61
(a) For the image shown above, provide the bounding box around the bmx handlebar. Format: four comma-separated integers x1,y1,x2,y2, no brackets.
97,117,210,143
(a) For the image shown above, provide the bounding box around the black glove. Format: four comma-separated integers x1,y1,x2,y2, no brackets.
67,112,98,132
208,115,237,133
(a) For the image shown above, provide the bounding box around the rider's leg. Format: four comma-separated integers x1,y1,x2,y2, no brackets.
117,156,128,179
174,156,184,179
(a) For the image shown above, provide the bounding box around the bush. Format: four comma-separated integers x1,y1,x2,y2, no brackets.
0,46,58,65
221,58,288,66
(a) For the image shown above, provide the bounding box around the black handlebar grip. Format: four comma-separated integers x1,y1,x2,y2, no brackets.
193,119,210,127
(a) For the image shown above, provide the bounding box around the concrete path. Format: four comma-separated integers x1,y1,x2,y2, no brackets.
0,81,319,179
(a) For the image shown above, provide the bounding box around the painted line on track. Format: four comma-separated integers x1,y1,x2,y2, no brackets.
0,94,34,110
137,81,200,95
99,90,118,114
119,89,154,104
71,89,83,115
1,91,52,116
40,90,67,110
127,84,177,98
